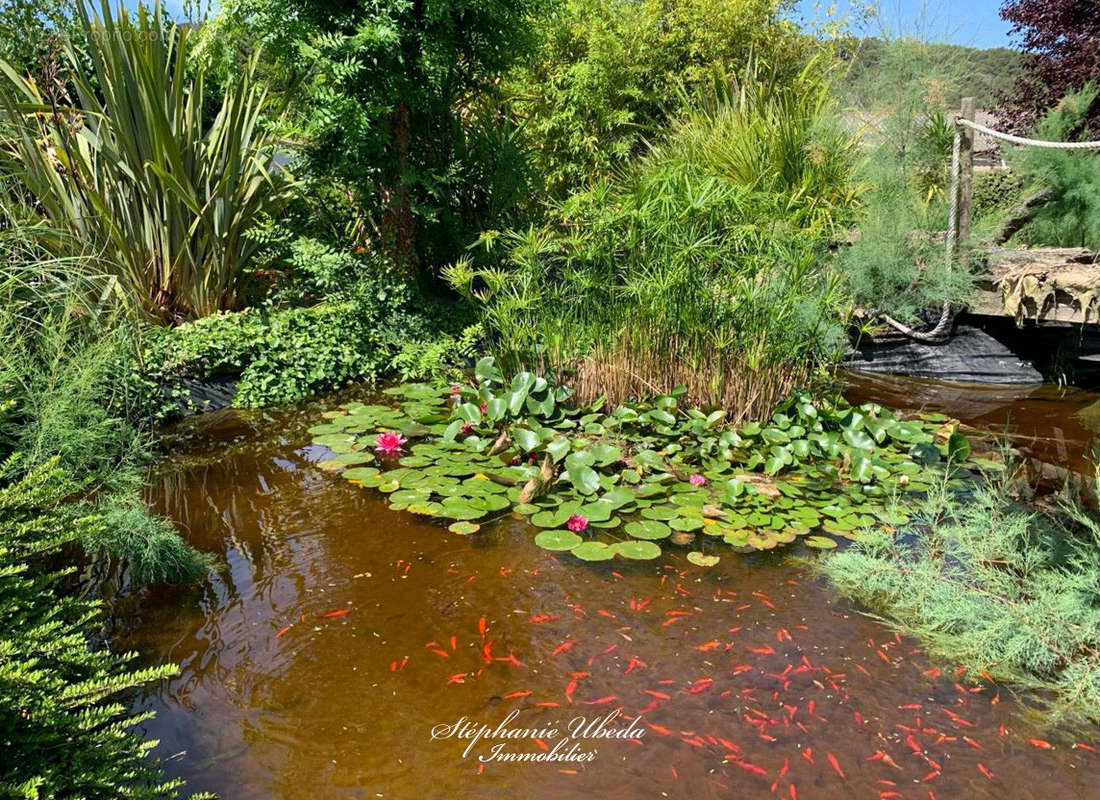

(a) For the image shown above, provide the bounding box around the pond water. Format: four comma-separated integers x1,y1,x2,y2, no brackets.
110,374,1100,800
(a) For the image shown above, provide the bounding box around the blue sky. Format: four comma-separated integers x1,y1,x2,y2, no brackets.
792,1,1016,49
148,1,1017,51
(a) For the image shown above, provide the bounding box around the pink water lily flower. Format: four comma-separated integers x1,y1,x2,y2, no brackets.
461,422,475,436
566,514,589,532
374,432,407,455
450,385,461,398
689,474,707,487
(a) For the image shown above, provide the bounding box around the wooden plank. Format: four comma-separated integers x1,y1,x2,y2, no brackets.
968,247,1100,326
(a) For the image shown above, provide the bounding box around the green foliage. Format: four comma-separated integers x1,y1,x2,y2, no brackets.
311,362,987,563
0,456,209,799
143,277,428,410
0,0,291,320
0,0,77,80
448,59,856,419
0,277,144,479
506,0,813,197
817,468,1100,728
198,0,552,273
836,175,974,323
391,323,484,383
834,38,979,323
0,219,210,581
1007,86,1100,250
973,168,1027,217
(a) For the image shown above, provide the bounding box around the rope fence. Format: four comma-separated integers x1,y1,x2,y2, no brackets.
879,104,1100,343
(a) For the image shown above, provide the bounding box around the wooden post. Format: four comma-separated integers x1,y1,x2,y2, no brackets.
958,97,976,243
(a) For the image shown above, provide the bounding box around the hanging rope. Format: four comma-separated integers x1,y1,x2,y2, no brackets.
956,118,1100,150
877,116,1100,343
878,125,962,342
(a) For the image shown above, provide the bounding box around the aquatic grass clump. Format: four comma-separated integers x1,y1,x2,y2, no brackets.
817,470,1100,728
0,216,211,582
309,358,993,565
445,59,856,420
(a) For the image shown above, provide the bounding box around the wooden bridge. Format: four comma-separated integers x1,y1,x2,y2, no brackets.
947,98,1100,330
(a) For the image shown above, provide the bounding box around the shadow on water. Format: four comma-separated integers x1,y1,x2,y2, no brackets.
106,381,1100,800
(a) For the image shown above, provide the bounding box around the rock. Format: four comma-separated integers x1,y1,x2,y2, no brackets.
844,324,1043,385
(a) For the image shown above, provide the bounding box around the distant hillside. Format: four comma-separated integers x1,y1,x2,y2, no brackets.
840,38,1022,111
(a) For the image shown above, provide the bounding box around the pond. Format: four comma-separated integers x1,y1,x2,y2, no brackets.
109,373,1100,800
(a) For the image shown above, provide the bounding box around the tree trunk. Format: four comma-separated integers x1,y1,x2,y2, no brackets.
381,99,417,276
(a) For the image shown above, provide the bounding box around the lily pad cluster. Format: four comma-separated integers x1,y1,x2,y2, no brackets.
309,358,991,563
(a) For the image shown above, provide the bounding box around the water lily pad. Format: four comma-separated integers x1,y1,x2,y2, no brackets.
625,520,671,540
687,551,719,567
599,487,636,509
479,494,511,512
448,521,481,535
390,489,430,506
748,532,778,550
641,505,678,521
535,529,583,551
571,541,615,561
669,516,704,532
531,508,573,528
805,535,838,549
613,540,662,560
438,499,486,520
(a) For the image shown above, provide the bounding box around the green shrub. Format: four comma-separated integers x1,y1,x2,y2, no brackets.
196,0,551,274
836,169,976,324
817,469,1100,728
142,277,429,410
1007,86,1100,250
0,457,209,799
0,221,209,581
973,168,1028,217
390,323,483,383
506,0,814,197
0,0,79,80
833,39,980,323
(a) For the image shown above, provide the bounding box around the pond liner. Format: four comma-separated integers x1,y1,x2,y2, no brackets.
180,377,239,417
843,324,1044,385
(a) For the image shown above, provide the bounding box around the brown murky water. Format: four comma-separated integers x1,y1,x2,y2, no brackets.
845,372,1100,475
111,377,1100,800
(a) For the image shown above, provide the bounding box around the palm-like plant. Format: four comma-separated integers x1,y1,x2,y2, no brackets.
0,0,290,320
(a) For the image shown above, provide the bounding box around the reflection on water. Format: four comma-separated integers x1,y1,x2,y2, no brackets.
109,382,1099,799
844,371,1100,475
